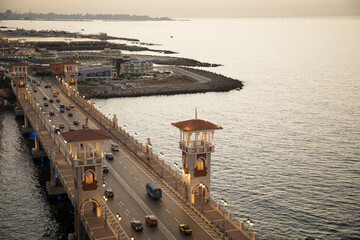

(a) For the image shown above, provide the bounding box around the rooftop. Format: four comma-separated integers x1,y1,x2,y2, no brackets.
171,119,222,132
61,129,111,142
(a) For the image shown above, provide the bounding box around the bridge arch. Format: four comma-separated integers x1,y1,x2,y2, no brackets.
80,198,101,217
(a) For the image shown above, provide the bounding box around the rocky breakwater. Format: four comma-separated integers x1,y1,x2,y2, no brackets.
78,67,243,99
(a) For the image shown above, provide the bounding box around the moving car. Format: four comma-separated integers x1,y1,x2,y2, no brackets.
179,224,192,235
59,123,65,128
82,124,88,129
70,104,75,108
44,102,49,107
102,165,109,173
66,106,71,110
56,99,60,102
69,126,75,131
49,99,54,103
111,143,119,151
145,215,158,227
60,104,65,108
49,110,55,115
43,97,47,100
54,127,60,133
73,120,79,125
131,221,144,232
68,112,73,117
105,153,113,160
104,189,114,198
60,108,65,113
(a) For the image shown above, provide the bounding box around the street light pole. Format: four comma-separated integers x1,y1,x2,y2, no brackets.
116,213,121,240
174,162,178,190
200,182,205,213
103,194,108,228
247,218,253,232
220,198,227,233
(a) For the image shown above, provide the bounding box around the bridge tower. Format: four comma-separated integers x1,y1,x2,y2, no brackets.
172,111,222,204
63,61,78,97
11,62,28,108
61,129,111,239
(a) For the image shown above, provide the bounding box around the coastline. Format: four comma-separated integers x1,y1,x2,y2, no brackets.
78,66,243,99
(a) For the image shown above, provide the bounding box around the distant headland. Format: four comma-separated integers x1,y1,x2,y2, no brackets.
0,10,173,21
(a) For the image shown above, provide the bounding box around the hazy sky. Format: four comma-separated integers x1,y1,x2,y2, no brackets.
1,0,359,18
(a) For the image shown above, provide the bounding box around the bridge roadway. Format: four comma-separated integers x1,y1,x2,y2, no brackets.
22,75,224,240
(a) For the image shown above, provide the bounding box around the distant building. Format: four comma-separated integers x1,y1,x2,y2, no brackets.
78,64,113,81
50,63,64,75
113,58,153,76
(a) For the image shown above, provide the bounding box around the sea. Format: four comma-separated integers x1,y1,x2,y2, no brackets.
0,17,359,240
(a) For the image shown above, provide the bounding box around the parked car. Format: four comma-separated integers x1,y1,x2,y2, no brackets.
73,120,79,125
179,224,192,235
102,165,109,173
43,97,47,100
104,189,114,198
60,104,65,108
105,153,114,160
131,221,144,232
70,104,75,108
145,215,158,227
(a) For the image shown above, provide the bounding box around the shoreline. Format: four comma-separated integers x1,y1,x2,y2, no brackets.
78,66,243,99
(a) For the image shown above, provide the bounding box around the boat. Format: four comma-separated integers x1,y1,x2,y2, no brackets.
43,227,51,237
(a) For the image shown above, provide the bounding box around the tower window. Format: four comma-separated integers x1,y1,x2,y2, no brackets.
85,171,94,184
196,159,205,170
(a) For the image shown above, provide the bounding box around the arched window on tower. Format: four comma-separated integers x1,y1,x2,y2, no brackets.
194,156,207,177
85,171,94,184
196,159,204,170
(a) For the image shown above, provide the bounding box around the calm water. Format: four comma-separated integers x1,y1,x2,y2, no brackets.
0,112,74,239
1,17,360,239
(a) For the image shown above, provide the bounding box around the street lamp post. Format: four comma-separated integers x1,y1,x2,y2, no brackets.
174,162,178,190
200,182,205,213
159,152,164,178
247,218,253,233
116,213,121,240
220,198,227,233
103,195,108,228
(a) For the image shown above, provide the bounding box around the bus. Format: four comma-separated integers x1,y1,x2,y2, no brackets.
146,182,162,200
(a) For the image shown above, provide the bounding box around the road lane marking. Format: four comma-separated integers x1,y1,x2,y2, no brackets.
166,208,171,214
174,218,180,223
140,182,144,187
107,164,175,240
124,166,127,170
118,202,123,208
134,177,138,181
114,193,118,198
119,201,124,207
129,171,133,175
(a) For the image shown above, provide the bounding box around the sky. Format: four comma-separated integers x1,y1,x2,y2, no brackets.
0,0,359,18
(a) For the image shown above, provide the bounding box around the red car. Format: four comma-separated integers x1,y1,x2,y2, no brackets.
49,110,55,116
145,215,158,227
